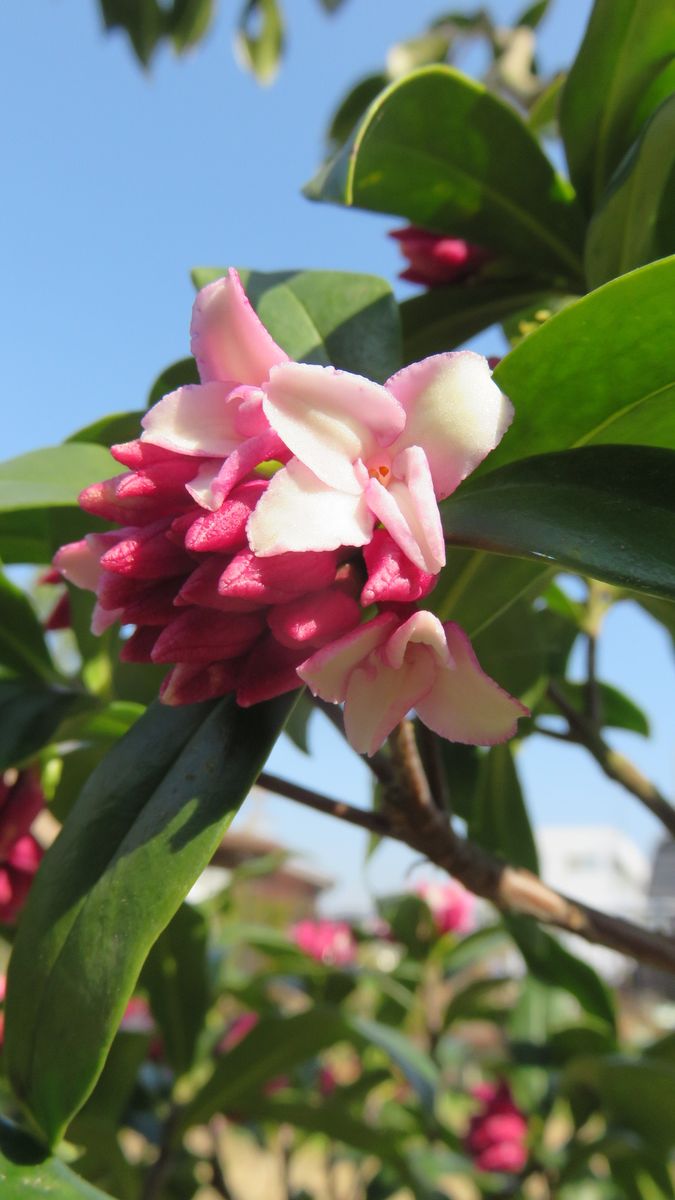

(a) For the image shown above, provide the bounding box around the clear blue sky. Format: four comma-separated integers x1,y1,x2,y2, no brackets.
2,0,673,913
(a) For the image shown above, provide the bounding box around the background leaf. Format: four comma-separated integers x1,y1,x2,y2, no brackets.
5,693,295,1146
442,446,675,600
470,744,539,872
400,282,550,362
585,93,675,288
507,915,616,1030
141,903,209,1076
560,0,675,211
490,257,675,471
307,65,585,283
0,1116,113,1197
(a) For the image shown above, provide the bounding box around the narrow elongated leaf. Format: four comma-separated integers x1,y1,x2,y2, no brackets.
400,282,549,362
560,0,675,210
586,95,675,288
565,1056,675,1152
0,446,114,513
471,745,539,872
191,267,401,383
306,66,585,283
6,693,294,1146
430,546,549,632
0,679,79,771
141,903,209,1075
0,572,54,680
442,446,675,600
490,258,675,470
507,915,616,1030
181,1007,438,1130
0,1116,113,1198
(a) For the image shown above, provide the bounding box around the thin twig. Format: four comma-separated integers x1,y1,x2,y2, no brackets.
257,765,675,976
259,772,388,835
141,1104,180,1200
547,680,675,838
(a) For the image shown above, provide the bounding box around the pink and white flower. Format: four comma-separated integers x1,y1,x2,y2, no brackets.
248,351,512,575
299,610,527,755
291,918,357,966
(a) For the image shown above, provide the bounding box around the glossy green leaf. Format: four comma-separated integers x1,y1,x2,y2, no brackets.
0,445,114,513
443,447,675,600
5,693,294,1146
141,903,209,1075
181,1006,438,1130
471,744,539,872
235,0,284,84
560,0,675,210
472,596,546,699
491,258,675,469
507,915,616,1030
585,95,675,288
306,66,585,284
191,266,401,383
400,282,549,362
67,411,144,448
283,689,314,754
0,1116,113,1198
528,72,565,135
443,976,513,1027
0,572,54,680
430,546,549,633
326,73,388,152
0,678,79,772
539,680,649,736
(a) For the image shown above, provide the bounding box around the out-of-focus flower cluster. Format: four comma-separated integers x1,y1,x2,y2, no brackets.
0,769,44,925
464,1080,529,1174
415,877,475,936
55,269,527,753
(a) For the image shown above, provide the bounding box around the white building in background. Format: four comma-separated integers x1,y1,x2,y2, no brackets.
536,826,650,984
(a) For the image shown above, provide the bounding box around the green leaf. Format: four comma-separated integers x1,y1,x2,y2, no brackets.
585,94,675,288
0,1116,113,1197
99,0,165,67
443,976,513,1027
169,0,214,51
66,411,144,448
0,572,54,680
471,744,538,872
306,66,585,284
326,73,388,152
0,445,114,513
442,446,675,601
283,689,314,754
528,72,565,135
539,680,649,736
235,0,284,84
471,596,546,699
506,915,616,1030
141,903,209,1075
0,678,79,772
191,266,401,382
5,693,294,1146
560,0,675,211
181,1007,438,1130
147,356,199,408
565,1056,675,1152
490,258,675,470
400,282,550,362
430,546,549,633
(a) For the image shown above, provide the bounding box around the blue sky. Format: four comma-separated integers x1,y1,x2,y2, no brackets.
2,0,673,913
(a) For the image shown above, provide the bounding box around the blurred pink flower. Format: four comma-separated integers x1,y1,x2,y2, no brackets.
292,918,356,966
0,770,44,924
415,877,475,936
390,226,493,287
465,1081,528,1174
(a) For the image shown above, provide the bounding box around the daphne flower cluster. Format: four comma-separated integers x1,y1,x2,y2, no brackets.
464,1080,529,1174
390,226,493,288
415,877,475,936
55,269,527,750
0,769,44,924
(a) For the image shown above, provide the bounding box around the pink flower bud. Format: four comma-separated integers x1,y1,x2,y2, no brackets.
464,1081,528,1175
291,919,356,966
390,226,492,288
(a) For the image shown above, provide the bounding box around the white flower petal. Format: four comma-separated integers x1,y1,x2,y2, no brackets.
247,458,374,556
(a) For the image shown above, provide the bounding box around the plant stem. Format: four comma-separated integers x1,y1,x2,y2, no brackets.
257,758,675,976
547,680,675,838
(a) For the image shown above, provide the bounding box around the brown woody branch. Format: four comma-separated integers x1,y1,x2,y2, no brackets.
547,681,675,839
258,732,675,977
